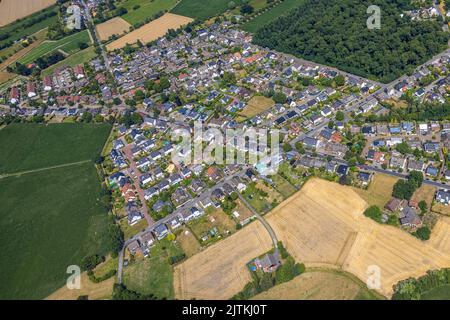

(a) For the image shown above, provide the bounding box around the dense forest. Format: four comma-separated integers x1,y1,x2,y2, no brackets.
253,0,449,83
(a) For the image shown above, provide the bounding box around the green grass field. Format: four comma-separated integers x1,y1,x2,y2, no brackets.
171,0,230,20
41,46,97,76
0,163,110,299
420,285,450,300
121,0,179,25
0,123,111,174
0,6,58,47
241,0,305,33
270,173,297,199
18,30,91,65
122,239,184,299
0,123,112,299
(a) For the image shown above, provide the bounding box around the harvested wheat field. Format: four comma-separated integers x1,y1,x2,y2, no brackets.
173,220,273,300
96,17,131,41
0,72,16,84
106,13,193,51
267,178,450,297
428,217,450,254
352,173,398,207
46,272,114,300
251,269,381,300
0,0,56,27
266,178,366,266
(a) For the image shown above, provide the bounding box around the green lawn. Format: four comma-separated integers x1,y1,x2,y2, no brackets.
0,162,110,299
171,0,231,20
41,46,97,76
18,30,91,65
241,182,273,213
241,0,305,33
0,6,58,47
121,0,179,25
420,285,450,300
270,173,297,199
0,123,111,174
122,239,183,299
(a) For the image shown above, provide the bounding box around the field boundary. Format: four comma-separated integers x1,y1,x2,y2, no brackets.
0,160,91,179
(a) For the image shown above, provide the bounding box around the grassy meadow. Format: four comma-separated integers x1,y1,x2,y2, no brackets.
0,123,111,174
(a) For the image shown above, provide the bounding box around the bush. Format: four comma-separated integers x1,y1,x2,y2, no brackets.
277,241,289,259
168,254,186,265
81,255,104,271
363,205,383,223
112,284,157,300
413,226,431,241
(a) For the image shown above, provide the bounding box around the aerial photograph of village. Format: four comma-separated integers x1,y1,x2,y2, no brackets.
1,0,450,305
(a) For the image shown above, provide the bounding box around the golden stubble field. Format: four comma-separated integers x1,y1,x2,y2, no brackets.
267,178,450,298
174,178,450,299
173,220,273,300
0,0,56,27
96,17,131,41
251,270,380,300
106,13,193,51
46,273,114,300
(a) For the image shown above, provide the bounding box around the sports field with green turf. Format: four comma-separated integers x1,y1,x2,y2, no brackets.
0,123,112,299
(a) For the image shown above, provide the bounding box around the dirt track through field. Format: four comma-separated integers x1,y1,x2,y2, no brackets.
106,13,193,51
0,0,56,27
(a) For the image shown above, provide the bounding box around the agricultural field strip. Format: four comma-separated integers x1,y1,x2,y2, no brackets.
174,220,273,300
0,0,56,27
175,178,450,299
19,31,92,65
106,13,193,51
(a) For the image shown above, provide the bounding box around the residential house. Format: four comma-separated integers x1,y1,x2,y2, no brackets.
399,206,422,228
385,198,403,212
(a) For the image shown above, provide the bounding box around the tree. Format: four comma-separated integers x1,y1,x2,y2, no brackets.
80,111,93,123
106,218,124,255
78,42,89,50
363,205,383,223
228,1,236,9
272,91,286,104
408,171,423,189
334,75,345,86
295,142,305,154
221,71,236,85
81,255,104,271
282,143,292,152
392,180,416,200
335,110,345,121
395,142,411,155
240,4,254,15
418,200,427,214
413,226,431,241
